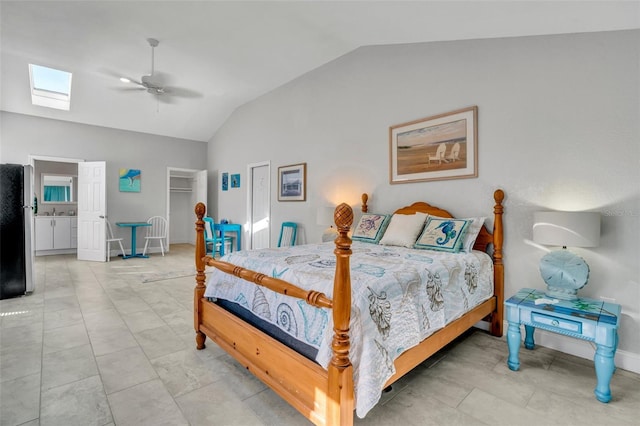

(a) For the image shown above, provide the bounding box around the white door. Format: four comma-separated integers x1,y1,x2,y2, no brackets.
195,170,207,203
248,162,270,249
77,161,106,261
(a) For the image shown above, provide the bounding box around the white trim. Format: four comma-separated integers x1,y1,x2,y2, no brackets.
28,155,84,166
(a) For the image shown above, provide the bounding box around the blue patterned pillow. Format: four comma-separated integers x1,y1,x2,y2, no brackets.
414,217,470,252
352,213,390,244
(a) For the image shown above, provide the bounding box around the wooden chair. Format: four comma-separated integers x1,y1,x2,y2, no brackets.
204,217,233,257
447,142,461,162
428,143,446,165
105,220,126,262
142,216,167,256
277,222,297,247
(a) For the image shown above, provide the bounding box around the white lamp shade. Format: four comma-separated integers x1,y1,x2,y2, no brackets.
533,211,600,248
317,206,335,226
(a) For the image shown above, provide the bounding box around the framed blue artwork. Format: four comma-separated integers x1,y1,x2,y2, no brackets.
231,174,240,188
278,163,306,201
222,172,229,191
119,168,141,192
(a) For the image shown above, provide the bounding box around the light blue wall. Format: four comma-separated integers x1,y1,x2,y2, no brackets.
207,31,639,365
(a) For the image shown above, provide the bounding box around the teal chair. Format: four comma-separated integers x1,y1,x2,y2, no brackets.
277,222,298,247
204,217,234,257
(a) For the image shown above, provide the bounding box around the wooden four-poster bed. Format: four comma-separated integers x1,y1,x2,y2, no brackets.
193,189,505,425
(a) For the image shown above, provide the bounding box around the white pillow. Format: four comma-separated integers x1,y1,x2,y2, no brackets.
461,216,486,252
379,212,428,248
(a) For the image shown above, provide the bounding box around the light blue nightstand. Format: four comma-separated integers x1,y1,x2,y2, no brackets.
505,288,621,403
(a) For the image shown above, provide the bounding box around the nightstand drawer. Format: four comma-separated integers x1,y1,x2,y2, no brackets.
531,312,582,334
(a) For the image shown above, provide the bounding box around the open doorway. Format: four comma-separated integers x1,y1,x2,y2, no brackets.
29,155,81,257
166,167,207,248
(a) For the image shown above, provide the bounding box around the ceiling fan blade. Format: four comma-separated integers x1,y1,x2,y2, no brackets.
127,78,145,87
141,75,153,86
162,86,203,99
113,87,146,92
99,68,124,79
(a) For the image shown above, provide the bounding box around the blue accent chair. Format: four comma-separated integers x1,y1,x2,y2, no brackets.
204,217,234,257
277,222,298,247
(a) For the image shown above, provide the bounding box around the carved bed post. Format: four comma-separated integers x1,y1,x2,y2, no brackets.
491,189,505,337
327,203,355,426
194,202,207,349
361,193,368,213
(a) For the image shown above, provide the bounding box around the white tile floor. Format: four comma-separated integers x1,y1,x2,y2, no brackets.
1,244,639,425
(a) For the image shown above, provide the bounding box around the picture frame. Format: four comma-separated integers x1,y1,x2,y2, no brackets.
119,168,141,192
278,163,306,202
231,174,240,188
389,106,478,184
221,172,228,191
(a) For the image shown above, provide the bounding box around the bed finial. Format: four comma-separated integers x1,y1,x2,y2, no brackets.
362,193,369,213
334,203,354,231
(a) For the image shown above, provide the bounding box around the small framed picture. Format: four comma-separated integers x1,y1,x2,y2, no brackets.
278,163,306,202
221,172,228,191
119,168,141,192
231,174,240,188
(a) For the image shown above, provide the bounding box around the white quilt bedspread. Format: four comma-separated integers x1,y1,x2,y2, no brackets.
204,241,493,417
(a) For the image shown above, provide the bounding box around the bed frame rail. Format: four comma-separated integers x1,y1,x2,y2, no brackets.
201,257,334,309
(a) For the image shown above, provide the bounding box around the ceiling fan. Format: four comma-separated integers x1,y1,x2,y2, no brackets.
116,38,200,102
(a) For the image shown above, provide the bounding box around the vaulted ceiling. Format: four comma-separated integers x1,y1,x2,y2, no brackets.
1,1,638,142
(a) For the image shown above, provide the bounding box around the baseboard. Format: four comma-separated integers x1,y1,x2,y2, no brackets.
35,248,76,256
478,320,640,375
107,246,167,259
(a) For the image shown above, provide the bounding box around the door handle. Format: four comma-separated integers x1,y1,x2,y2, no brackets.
99,215,105,219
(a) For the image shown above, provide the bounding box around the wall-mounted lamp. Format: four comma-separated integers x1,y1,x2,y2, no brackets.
317,206,337,242
532,211,600,300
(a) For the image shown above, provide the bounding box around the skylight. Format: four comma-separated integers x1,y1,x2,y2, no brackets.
29,64,72,110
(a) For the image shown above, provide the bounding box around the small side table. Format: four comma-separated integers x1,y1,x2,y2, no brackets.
505,288,621,403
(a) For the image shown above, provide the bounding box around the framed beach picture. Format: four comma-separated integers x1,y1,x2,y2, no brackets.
389,106,478,184
278,163,306,201
119,168,141,192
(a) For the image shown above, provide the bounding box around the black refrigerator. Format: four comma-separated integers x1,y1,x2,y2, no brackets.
0,163,34,299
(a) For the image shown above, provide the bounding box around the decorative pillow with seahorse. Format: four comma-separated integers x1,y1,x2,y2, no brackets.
414,217,470,252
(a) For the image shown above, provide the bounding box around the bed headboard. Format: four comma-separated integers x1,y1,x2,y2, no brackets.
389,190,504,253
